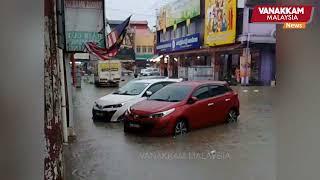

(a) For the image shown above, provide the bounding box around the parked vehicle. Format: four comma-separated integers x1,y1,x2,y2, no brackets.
92,78,183,122
94,60,122,87
140,68,160,76
133,76,168,80
124,81,239,136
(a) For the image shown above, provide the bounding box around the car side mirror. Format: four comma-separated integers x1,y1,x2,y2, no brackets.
187,97,198,104
145,91,153,97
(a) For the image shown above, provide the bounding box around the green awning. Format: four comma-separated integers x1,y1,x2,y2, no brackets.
135,54,154,61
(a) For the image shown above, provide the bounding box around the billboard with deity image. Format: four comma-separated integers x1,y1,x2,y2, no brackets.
204,0,237,46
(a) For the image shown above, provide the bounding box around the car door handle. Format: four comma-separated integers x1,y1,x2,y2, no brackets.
208,103,215,107
225,98,231,102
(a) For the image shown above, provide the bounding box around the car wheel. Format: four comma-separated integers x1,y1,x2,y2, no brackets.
227,109,238,123
174,120,188,136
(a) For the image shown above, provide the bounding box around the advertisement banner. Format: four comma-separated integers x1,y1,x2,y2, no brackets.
156,33,200,53
99,63,120,72
204,0,237,46
157,0,200,30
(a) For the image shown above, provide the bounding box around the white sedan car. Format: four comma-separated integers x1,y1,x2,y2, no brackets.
92,78,182,122
140,68,160,76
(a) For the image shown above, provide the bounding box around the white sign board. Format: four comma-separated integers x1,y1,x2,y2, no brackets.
65,0,105,52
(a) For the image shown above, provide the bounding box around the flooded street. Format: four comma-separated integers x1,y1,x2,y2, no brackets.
65,78,276,180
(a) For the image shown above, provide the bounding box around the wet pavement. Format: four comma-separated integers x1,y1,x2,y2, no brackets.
64,77,276,180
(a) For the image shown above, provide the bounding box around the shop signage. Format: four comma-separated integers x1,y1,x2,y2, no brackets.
64,0,105,52
156,33,200,53
66,31,105,52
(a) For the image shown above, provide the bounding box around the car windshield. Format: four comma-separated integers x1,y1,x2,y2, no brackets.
149,85,192,102
113,82,150,96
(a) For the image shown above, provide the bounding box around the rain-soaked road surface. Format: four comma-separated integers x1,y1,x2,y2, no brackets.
65,77,276,180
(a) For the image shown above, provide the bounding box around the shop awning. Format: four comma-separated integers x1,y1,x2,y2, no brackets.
160,43,243,56
148,55,163,62
135,54,154,61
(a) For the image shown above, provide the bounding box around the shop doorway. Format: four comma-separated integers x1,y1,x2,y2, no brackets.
218,54,240,85
171,58,179,78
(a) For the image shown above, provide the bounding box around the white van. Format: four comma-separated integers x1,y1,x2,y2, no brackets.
94,60,122,87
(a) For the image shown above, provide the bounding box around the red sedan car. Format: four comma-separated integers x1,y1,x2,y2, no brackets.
124,81,239,136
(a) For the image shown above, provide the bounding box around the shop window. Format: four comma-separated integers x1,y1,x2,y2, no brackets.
170,29,175,39
136,46,141,53
250,51,261,83
206,56,211,66
180,57,191,67
192,56,210,66
175,26,182,38
142,46,147,53
188,20,196,35
195,20,202,34
165,30,170,41
181,24,187,37
148,47,153,53
159,31,165,42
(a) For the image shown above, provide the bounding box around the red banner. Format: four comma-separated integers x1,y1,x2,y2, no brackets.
251,5,313,23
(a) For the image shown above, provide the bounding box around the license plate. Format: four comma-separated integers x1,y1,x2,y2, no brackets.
129,123,141,128
96,112,103,116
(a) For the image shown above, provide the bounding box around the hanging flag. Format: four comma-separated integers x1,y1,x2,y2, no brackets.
107,16,131,48
84,42,110,60
85,16,131,60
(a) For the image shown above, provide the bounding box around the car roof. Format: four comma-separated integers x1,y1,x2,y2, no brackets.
134,76,166,80
132,78,182,84
172,80,228,88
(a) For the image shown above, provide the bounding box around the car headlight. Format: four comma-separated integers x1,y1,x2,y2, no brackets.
95,102,103,109
104,103,125,109
149,108,175,118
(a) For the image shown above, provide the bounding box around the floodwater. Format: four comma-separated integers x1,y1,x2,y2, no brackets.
64,77,276,180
